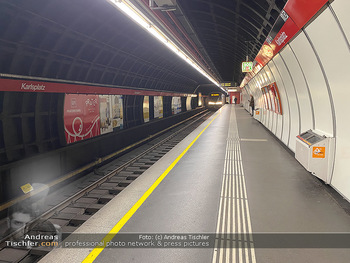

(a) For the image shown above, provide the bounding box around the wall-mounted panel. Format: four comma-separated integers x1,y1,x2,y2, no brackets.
282,44,314,133
64,94,100,144
305,7,350,200
263,66,275,84
245,83,253,113
261,84,273,130
250,78,261,110
276,114,283,139
143,96,149,122
154,96,163,119
267,61,290,146
99,95,123,134
253,79,263,120
274,53,300,151
289,31,333,136
255,74,264,92
331,0,350,42
258,85,265,113
262,109,268,128
255,73,263,88
241,87,248,111
186,97,191,111
262,67,280,136
257,85,265,125
255,78,265,124
262,68,274,128
267,108,273,131
260,71,269,87
172,97,181,115
272,112,278,136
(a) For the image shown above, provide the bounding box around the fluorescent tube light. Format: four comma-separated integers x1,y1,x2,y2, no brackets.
165,42,179,54
113,1,150,29
148,27,167,44
108,0,224,91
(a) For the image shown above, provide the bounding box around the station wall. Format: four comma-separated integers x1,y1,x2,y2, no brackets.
242,0,350,201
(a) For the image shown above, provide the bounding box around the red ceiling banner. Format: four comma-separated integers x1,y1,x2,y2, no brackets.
284,0,328,29
241,0,328,87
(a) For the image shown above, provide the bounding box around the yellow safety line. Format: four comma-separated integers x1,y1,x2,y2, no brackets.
82,111,220,263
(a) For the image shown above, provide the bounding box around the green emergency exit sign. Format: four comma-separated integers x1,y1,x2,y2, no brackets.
242,61,253,72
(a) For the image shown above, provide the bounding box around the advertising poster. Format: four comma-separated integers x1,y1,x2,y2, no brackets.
268,86,276,112
269,83,282,114
64,94,100,144
186,97,192,111
261,83,282,115
111,95,123,130
198,92,202,106
99,95,124,134
99,95,113,134
143,96,150,122
154,96,163,119
172,97,181,115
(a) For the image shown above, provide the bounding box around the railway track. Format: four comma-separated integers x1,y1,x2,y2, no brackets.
0,110,213,263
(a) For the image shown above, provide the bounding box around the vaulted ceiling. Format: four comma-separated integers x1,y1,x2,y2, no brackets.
0,0,287,93
177,0,287,85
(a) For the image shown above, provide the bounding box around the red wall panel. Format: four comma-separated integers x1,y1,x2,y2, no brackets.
229,92,240,104
64,94,101,144
284,0,328,28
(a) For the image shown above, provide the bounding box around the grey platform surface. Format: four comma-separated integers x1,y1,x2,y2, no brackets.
40,105,350,263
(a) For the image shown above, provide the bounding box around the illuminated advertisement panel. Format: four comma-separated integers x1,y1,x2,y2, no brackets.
172,97,181,115
99,95,112,134
154,96,163,118
186,97,192,111
64,94,100,144
268,86,276,112
99,95,123,134
111,95,123,130
143,96,150,122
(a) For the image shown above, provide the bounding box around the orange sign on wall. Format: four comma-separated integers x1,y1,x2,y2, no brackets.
312,147,325,158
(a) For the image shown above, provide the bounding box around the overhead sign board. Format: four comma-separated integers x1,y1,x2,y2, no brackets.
242,62,253,72
220,82,233,87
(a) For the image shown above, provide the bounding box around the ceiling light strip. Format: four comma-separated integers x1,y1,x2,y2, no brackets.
109,0,225,92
